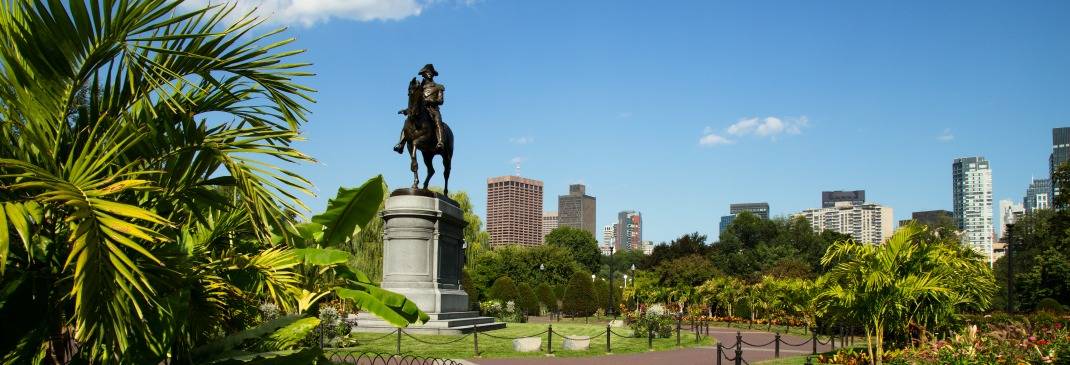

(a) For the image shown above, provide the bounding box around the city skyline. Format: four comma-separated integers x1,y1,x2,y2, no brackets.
262,1,1069,243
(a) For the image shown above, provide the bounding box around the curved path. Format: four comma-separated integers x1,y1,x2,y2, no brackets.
464,326,840,365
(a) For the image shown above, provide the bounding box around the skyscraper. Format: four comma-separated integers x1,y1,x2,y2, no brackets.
952,157,994,259
718,215,735,235
557,184,596,237
795,202,894,244
1050,127,1070,198
541,211,558,242
730,203,770,219
601,224,616,254
1024,178,1052,212
615,211,642,252
486,175,543,247
822,190,866,208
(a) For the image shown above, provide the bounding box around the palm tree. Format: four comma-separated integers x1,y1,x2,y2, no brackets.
0,2,424,363
815,223,995,365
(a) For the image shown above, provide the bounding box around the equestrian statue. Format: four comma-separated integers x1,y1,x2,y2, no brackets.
393,64,454,194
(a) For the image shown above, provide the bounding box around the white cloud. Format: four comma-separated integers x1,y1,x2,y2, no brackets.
727,116,808,139
937,128,954,142
509,156,524,165
699,129,733,146
509,136,534,145
183,0,469,26
617,112,633,119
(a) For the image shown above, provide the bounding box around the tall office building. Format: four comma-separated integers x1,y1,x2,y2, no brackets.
1024,178,1052,212
615,211,642,252
822,190,866,208
486,175,543,247
952,157,994,258
795,202,894,244
1051,127,1070,198
640,240,655,255
998,200,1024,240
718,215,735,235
541,211,558,242
558,184,596,237
730,203,770,219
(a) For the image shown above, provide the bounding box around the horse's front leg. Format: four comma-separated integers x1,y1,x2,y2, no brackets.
409,142,419,189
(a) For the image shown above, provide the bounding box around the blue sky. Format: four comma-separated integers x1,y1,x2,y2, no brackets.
231,0,1070,243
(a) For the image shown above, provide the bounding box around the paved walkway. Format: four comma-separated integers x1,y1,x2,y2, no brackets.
467,326,840,365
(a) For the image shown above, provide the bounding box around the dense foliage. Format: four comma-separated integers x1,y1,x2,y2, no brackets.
563,271,596,317
0,2,425,363
467,244,580,301
487,276,520,303
516,283,540,316
544,226,601,273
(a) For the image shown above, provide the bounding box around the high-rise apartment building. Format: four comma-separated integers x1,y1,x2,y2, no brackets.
558,184,596,237
641,240,655,255
730,203,770,220
602,224,616,248
1024,178,1052,212
486,175,543,247
541,211,558,242
615,211,642,252
998,200,1025,241
952,157,994,259
1050,127,1070,198
822,190,866,208
795,202,894,244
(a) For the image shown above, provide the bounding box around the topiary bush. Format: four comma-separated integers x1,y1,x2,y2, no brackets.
462,269,479,311
1036,297,1064,314
563,271,595,317
536,283,557,311
487,276,519,303
516,283,540,316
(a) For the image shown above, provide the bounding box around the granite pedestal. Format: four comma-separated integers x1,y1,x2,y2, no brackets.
353,189,503,334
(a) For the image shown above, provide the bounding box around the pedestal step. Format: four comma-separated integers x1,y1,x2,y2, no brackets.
352,313,506,335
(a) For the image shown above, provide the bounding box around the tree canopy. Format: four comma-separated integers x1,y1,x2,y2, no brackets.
545,226,601,272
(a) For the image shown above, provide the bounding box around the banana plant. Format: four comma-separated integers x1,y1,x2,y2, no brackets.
283,175,428,326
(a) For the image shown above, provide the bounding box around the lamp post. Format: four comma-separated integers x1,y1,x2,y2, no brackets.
630,264,637,311
608,245,615,318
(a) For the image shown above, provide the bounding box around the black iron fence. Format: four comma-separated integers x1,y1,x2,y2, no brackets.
714,328,855,365
323,350,462,365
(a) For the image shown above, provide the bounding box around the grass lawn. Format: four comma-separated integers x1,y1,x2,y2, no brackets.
329,322,714,359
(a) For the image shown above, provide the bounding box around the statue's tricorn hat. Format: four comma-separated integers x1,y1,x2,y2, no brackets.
419,64,438,77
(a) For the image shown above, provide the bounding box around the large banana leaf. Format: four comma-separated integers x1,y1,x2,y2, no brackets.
311,175,385,247
293,248,351,266
336,284,428,327
192,315,304,361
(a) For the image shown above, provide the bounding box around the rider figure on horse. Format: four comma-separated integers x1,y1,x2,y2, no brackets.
394,64,445,152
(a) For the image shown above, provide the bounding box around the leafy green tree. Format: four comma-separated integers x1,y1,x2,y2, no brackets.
553,284,567,304
997,208,1070,310
0,2,428,362
545,226,601,272
516,283,540,316
654,254,720,287
467,244,580,299
593,279,610,312
488,276,520,303
445,190,490,267
816,223,995,364
644,232,709,268
462,269,479,310
563,271,595,317
535,283,558,311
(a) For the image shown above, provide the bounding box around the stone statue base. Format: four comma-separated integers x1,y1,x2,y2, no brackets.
351,189,503,335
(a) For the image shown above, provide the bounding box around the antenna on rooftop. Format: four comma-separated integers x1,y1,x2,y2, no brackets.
514,160,522,176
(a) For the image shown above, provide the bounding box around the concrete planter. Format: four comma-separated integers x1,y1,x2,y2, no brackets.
562,335,591,351
512,337,542,352
609,319,625,328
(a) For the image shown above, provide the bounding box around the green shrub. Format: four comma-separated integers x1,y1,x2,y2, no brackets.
628,303,674,338
553,284,567,303
462,269,479,310
593,279,609,312
563,271,595,317
487,276,519,302
1037,297,1064,314
536,283,557,310
516,283,540,316
479,300,526,323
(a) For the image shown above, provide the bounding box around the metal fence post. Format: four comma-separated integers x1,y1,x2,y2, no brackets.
811,329,817,355
774,332,781,358
606,324,611,353
716,343,722,365
395,328,402,355
734,335,743,365
831,331,837,351
473,324,480,357
805,356,813,365
547,324,553,354
676,317,681,346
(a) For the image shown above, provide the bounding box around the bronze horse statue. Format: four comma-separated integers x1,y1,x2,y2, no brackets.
394,77,454,194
